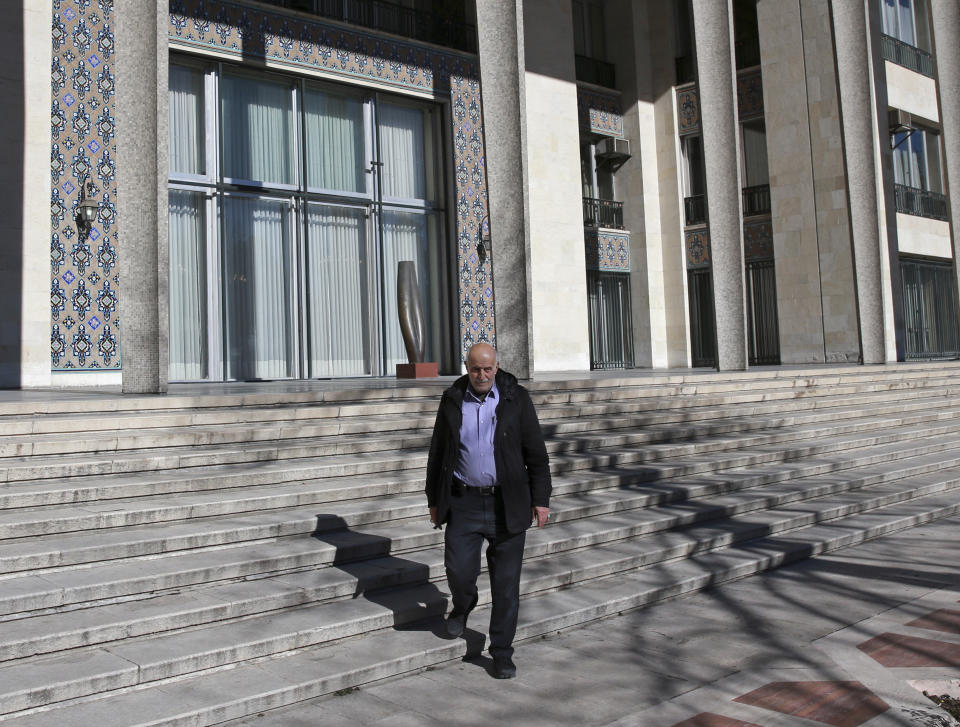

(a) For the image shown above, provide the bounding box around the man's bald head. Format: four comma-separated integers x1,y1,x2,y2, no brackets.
466,343,498,396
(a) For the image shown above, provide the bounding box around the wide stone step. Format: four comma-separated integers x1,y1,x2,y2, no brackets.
2,416,958,583
4,373,960,479
5,385,960,509
3,368,959,446
4,443,960,666
3,361,955,424
2,484,958,724
4,405,960,540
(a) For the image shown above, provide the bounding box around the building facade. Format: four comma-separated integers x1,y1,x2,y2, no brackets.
1,0,958,390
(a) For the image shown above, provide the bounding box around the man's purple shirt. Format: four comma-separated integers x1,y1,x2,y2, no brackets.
454,381,499,487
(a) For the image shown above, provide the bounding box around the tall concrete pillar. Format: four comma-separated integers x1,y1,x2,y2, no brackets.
930,0,960,311
0,3,51,388
691,0,748,370
116,0,168,393
830,0,886,364
476,0,533,378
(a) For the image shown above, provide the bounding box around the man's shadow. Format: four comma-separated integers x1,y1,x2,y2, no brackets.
311,514,488,661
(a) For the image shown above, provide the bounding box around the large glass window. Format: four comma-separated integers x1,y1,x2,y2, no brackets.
572,0,605,59
221,73,297,187
892,127,943,193
741,120,769,188
881,0,931,51
304,87,367,195
168,60,451,381
168,189,208,381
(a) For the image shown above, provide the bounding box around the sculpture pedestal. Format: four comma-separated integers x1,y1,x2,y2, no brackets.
396,362,439,379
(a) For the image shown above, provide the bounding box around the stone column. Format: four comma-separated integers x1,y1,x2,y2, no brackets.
691,0,748,370
116,0,168,393
476,0,533,378
0,3,52,388
930,0,960,312
830,0,886,364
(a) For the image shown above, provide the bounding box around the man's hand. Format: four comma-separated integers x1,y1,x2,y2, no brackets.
429,506,438,525
531,506,549,528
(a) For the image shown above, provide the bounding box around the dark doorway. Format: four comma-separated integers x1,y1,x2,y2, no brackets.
688,268,716,367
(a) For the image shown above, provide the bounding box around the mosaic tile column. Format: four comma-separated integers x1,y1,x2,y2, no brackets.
930,0,960,313
830,0,887,365
691,0,747,371
475,0,532,378
115,0,168,393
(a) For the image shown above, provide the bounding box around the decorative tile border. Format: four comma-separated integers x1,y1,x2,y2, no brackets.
677,86,700,135
51,0,122,372
585,230,630,272
686,227,711,268
677,70,764,138
577,86,623,137
744,220,774,261
737,69,763,120
168,0,494,362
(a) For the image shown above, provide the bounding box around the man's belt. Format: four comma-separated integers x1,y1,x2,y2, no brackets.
452,476,499,496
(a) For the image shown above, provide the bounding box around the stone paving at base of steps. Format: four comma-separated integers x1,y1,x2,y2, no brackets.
225,515,960,727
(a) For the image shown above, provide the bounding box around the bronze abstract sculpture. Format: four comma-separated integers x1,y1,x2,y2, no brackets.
397,260,426,364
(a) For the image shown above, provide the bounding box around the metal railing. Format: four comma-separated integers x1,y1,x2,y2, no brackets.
746,259,780,365
687,268,716,367
901,257,960,359
587,271,634,370
742,184,771,217
683,195,707,227
575,54,616,88
880,34,934,77
258,0,478,54
583,197,625,229
894,183,948,221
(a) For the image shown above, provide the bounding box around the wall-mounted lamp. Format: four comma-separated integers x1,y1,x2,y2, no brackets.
477,215,491,265
75,177,100,238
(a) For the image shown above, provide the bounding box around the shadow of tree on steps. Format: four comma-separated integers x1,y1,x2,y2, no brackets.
311,514,488,656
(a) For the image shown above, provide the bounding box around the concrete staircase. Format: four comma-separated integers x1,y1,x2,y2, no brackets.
2,363,960,725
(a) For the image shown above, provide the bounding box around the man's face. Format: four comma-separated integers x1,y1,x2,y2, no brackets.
467,346,498,396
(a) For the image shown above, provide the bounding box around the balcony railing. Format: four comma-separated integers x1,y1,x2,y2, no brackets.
742,184,771,217
880,34,934,77
583,197,625,229
895,183,948,220
258,0,478,54
575,54,616,88
684,195,707,227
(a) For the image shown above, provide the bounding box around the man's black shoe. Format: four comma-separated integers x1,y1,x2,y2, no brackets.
445,610,468,637
445,595,478,638
492,655,517,679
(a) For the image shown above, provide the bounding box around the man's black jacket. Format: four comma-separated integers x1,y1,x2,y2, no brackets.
425,369,551,534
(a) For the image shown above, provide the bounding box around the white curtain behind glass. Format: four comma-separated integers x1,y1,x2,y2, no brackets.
305,204,370,377
168,190,207,380
304,89,366,193
222,75,295,186
742,123,769,187
378,103,426,200
169,65,204,176
381,210,439,370
894,132,927,189
223,196,293,380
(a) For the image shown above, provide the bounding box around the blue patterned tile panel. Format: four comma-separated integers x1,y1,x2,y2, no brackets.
585,230,630,272
577,86,623,137
50,0,121,371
